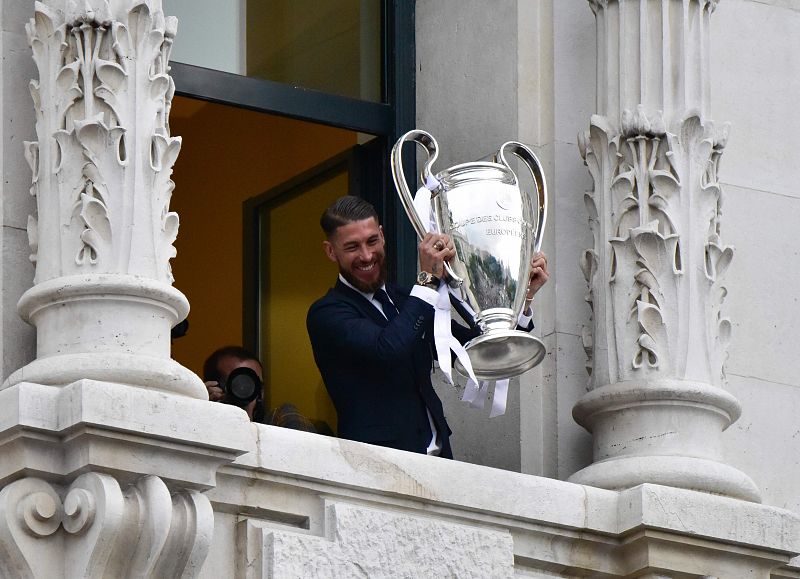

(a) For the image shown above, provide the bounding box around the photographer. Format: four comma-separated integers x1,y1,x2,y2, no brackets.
203,346,316,432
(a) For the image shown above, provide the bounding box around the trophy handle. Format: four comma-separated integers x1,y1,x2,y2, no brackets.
391,130,463,286
390,129,439,240
496,142,548,253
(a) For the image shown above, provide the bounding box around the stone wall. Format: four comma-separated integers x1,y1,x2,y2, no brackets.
710,0,800,515
0,0,36,380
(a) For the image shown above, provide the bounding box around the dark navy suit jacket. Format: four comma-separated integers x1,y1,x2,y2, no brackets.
306,280,477,458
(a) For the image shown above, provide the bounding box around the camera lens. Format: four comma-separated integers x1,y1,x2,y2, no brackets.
224,367,262,408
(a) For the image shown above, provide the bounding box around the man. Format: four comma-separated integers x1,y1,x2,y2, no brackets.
204,346,316,432
306,196,548,458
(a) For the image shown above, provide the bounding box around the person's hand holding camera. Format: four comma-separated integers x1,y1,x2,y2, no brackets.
206,380,225,402
205,367,261,408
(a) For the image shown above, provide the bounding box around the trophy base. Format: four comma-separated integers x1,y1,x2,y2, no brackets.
454,330,546,381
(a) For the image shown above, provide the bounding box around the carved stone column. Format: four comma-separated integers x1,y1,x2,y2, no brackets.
0,2,254,576
5,0,202,398
571,0,760,501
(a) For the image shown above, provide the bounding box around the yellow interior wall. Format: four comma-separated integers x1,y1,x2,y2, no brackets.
169,96,355,427
263,173,348,431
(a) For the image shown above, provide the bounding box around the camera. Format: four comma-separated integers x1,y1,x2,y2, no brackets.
220,367,262,408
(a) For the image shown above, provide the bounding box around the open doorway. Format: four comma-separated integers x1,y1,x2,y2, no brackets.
169,95,373,433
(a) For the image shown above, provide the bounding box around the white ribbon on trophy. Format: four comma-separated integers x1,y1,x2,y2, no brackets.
413,179,511,418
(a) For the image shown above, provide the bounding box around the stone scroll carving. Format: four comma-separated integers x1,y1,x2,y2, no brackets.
578,107,734,391
26,0,180,284
0,474,212,579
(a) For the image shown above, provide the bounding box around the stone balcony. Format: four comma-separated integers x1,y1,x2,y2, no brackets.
202,423,800,578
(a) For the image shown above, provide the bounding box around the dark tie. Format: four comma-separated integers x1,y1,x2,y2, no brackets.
374,289,398,321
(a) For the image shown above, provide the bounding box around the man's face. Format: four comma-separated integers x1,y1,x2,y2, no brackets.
323,217,387,293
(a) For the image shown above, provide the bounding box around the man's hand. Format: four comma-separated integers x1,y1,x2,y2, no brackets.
205,380,225,402
526,252,549,299
418,232,455,280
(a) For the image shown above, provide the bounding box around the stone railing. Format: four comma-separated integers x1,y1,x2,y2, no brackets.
198,425,800,579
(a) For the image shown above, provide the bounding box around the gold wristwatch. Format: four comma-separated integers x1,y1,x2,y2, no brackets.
416,271,440,289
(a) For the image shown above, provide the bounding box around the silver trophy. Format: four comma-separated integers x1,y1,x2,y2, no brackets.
391,129,548,381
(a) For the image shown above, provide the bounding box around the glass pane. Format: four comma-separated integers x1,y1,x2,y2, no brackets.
164,0,383,102
164,0,246,74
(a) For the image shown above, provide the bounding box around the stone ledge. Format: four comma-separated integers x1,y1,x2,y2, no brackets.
0,380,255,489
202,424,800,577
618,484,800,553
237,422,619,532
775,558,800,579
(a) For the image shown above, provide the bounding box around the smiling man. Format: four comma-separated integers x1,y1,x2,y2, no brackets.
306,195,549,458
307,195,462,457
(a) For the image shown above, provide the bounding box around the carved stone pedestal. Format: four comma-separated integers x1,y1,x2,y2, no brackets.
570,379,759,501
0,379,253,578
0,474,211,579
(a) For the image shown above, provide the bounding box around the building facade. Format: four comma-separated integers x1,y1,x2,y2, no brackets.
0,0,798,577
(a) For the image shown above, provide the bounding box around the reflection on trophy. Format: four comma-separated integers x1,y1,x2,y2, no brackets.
391,129,548,381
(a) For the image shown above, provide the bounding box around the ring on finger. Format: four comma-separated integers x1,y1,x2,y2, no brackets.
434,241,445,251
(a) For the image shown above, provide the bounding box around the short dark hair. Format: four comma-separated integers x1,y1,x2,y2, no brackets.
203,345,260,382
320,196,379,238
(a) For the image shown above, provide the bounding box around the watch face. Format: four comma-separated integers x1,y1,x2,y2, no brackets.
417,271,432,284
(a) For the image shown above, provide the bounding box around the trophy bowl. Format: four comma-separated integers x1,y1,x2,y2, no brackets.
457,330,546,381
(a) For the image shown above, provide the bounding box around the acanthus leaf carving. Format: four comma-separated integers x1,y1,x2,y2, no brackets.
580,247,599,383
77,193,112,265
27,0,183,282
581,111,733,388
150,133,181,280
579,116,625,384
27,216,40,265
24,141,41,264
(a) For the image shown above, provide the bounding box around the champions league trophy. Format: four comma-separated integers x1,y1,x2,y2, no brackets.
391,129,548,381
